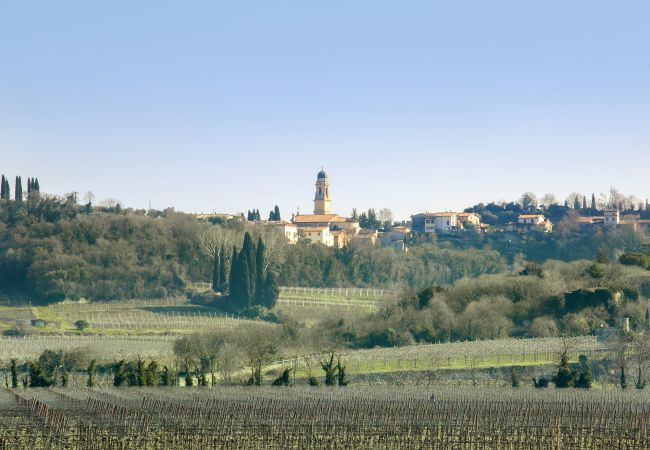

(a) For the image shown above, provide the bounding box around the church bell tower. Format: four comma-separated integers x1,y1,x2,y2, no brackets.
314,169,331,215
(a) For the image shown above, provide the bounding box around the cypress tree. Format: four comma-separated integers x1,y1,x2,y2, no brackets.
236,250,252,309
1,175,9,200
582,196,587,210
34,178,40,193
573,196,581,210
0,175,4,200
241,232,257,303
591,193,597,210
261,270,279,308
274,205,281,221
254,237,266,304
15,176,22,202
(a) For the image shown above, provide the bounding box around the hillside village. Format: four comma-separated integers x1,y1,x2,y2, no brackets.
197,169,650,250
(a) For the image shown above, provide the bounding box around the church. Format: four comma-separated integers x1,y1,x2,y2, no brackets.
292,169,360,247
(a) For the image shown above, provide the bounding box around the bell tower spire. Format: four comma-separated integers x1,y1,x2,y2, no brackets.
314,168,331,215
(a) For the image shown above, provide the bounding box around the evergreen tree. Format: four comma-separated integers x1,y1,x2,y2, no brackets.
575,355,593,389
573,196,581,210
351,208,359,220
274,205,281,221
15,176,22,202
582,196,587,210
34,178,40,193
261,270,279,308
0,175,4,200
10,359,18,388
87,359,97,388
620,365,627,389
591,193,597,210
595,248,609,264
552,350,576,388
113,360,126,386
241,232,257,303
0,175,9,200
254,237,266,304
161,366,171,386
230,244,253,309
272,368,292,386
184,365,193,386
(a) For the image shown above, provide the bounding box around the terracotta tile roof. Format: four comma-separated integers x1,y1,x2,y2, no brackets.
293,214,347,223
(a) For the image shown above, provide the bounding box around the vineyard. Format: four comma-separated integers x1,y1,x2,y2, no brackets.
2,386,649,449
276,286,396,312
275,336,611,377
0,335,177,364
0,334,614,380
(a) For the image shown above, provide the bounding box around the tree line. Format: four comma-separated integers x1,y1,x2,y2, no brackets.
0,175,40,202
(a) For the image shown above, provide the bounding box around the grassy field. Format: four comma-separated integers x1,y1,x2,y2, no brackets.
3,386,649,448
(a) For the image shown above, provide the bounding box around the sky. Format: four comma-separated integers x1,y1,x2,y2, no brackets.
1,1,649,220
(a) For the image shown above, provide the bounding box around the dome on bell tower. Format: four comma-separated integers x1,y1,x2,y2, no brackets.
317,169,328,180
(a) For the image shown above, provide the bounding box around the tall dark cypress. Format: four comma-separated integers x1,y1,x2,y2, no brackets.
261,271,279,309
233,249,252,309
1,175,10,200
15,176,22,202
0,175,5,200
34,178,40,193
254,237,266,304
582,196,587,210
241,232,257,304
591,193,597,210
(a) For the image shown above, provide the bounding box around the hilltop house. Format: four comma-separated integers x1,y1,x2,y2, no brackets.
411,212,482,234
508,214,553,233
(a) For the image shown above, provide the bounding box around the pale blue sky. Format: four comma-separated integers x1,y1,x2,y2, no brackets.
1,1,649,219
